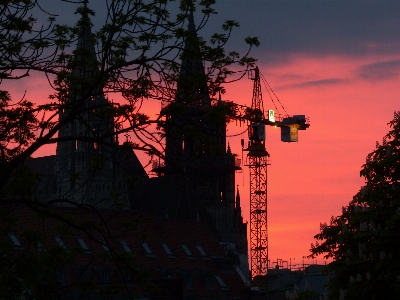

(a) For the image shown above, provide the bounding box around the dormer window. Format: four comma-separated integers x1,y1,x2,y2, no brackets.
8,233,22,250
100,239,110,252
77,238,91,253
55,236,66,249
181,244,194,259
142,242,155,257
120,240,131,253
195,245,208,259
161,243,175,258
215,275,228,290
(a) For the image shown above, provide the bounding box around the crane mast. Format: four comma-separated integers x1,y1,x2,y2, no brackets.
245,67,269,277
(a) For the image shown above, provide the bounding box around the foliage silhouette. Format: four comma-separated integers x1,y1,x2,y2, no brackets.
0,0,258,298
310,112,400,300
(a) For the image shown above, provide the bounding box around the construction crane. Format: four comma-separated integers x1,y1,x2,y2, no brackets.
242,66,310,279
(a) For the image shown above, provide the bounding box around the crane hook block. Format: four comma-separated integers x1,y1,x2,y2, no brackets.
281,125,298,142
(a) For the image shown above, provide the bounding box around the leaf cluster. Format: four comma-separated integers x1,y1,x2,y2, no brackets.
310,113,400,299
0,1,259,297
1,0,258,182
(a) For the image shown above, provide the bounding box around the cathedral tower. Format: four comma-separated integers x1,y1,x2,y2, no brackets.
54,4,122,208
161,11,246,253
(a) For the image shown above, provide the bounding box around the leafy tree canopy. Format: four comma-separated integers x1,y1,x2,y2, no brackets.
310,112,400,300
0,0,258,183
0,0,258,298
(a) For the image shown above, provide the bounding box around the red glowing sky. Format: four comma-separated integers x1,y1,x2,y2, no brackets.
224,55,400,265
5,0,400,267
22,54,399,266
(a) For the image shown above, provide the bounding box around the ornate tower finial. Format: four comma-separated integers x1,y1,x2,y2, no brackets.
235,185,241,210
227,142,232,154
174,6,210,105
75,0,97,80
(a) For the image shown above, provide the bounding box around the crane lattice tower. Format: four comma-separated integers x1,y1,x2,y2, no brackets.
245,67,269,277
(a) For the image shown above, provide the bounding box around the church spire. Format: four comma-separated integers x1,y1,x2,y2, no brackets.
73,0,108,107
77,1,94,53
188,7,196,33
235,185,241,210
55,0,117,208
176,8,210,105
74,0,97,80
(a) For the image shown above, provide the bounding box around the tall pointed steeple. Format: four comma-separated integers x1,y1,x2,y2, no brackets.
163,9,231,172
179,9,203,76
235,185,241,210
55,1,118,208
73,0,98,82
175,9,210,106
227,142,232,154
152,7,248,265
162,7,239,240
77,1,95,55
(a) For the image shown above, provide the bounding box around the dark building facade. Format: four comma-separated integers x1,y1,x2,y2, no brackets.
31,9,148,208
2,206,247,299
26,5,250,296
131,11,248,276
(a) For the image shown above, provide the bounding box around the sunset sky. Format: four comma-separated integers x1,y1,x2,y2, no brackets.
6,0,400,268
214,0,400,266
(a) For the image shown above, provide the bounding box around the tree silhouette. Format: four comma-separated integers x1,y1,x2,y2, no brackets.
0,0,258,298
310,112,400,300
1,0,258,186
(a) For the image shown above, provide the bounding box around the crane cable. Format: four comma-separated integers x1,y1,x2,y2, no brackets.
259,71,290,119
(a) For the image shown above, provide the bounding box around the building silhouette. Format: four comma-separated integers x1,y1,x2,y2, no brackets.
25,5,250,297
